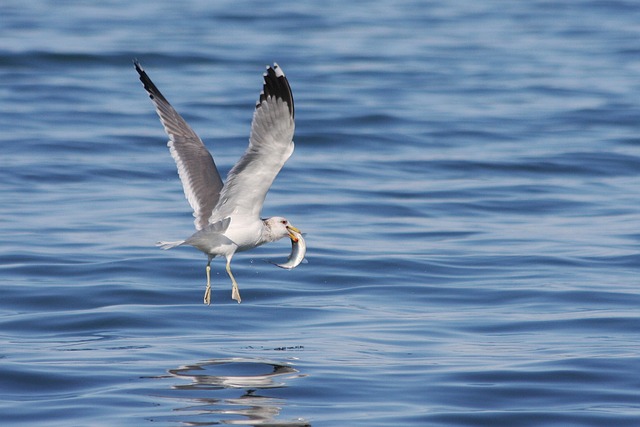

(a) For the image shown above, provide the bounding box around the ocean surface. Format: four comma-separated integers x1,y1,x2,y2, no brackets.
1,1,640,425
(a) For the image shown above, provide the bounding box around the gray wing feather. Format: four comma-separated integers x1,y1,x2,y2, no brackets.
211,64,295,222
134,61,223,230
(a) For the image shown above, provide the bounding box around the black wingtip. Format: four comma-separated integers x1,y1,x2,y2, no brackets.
133,58,143,73
257,63,294,119
133,60,167,103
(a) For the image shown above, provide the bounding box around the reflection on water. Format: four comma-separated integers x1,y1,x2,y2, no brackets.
159,357,310,426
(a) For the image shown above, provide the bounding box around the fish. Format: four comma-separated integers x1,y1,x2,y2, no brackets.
271,230,306,269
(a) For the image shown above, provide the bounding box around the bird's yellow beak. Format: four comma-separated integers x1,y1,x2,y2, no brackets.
287,225,301,242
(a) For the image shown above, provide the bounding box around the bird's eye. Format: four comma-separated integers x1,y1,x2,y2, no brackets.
281,220,287,225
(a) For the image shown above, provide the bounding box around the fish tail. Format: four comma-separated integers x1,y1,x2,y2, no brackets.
156,240,185,250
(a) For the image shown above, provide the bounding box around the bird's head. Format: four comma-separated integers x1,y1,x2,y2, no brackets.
264,217,301,242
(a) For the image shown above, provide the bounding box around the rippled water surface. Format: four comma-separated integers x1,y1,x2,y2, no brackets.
2,0,640,425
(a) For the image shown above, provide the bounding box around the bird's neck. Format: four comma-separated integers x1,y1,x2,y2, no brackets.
259,219,280,245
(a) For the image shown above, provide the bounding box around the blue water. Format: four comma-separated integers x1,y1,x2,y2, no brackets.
1,0,640,425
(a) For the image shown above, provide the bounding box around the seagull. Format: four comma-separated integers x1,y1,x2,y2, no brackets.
134,60,300,305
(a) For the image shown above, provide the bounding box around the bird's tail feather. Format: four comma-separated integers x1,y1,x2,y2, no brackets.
157,240,185,250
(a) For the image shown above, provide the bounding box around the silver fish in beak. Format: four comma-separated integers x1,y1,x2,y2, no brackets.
272,229,306,269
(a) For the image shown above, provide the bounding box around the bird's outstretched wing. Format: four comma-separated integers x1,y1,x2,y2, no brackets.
134,61,224,230
211,64,295,223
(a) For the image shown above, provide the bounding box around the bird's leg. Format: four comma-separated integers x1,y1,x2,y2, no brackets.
225,257,241,303
203,257,213,305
